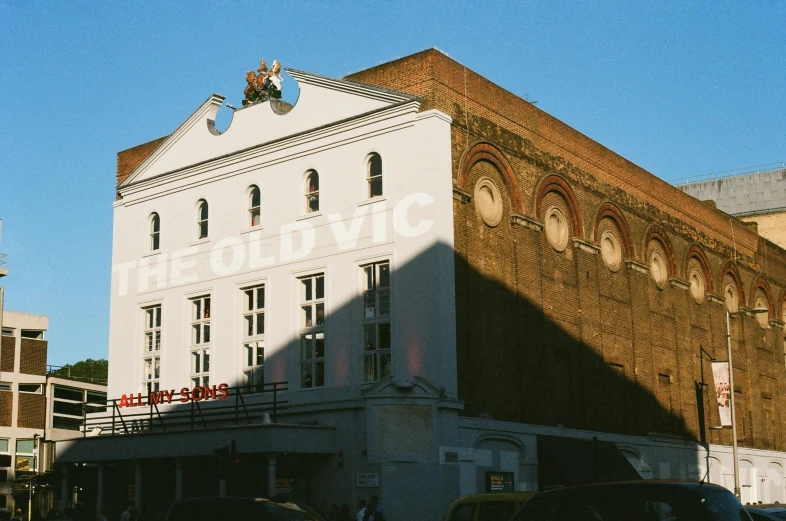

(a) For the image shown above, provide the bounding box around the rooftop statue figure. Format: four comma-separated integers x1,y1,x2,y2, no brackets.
241,59,282,106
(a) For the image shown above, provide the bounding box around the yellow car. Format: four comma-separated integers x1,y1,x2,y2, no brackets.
445,492,538,521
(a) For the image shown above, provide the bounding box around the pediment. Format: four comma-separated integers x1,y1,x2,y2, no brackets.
119,70,418,188
363,376,444,398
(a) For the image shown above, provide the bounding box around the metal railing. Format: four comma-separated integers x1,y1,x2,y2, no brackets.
47,365,108,385
674,161,786,186
81,382,288,437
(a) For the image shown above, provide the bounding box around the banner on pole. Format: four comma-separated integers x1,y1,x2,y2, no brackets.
712,361,732,426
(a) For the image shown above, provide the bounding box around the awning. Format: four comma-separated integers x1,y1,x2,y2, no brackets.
56,422,336,463
537,435,641,488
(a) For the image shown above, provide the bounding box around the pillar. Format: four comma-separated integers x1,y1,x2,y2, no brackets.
60,466,69,509
134,461,142,511
218,478,227,498
174,459,183,500
267,454,277,498
95,464,104,519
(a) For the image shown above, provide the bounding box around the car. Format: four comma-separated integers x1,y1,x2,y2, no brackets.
747,507,783,521
444,491,538,521
509,481,752,521
761,507,786,520
166,497,325,521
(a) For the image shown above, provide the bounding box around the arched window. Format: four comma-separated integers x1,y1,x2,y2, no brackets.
150,213,160,251
367,153,382,198
249,186,261,227
197,200,209,239
306,171,319,213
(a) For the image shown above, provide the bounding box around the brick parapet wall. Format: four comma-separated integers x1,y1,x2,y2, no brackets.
0,392,12,426
1,336,15,372
116,136,169,189
350,49,786,450
19,339,47,376
17,393,45,429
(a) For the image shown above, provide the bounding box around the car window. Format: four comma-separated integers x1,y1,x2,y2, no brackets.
449,504,475,521
479,501,515,521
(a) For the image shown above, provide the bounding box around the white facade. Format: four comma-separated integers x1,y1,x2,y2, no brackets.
108,71,456,401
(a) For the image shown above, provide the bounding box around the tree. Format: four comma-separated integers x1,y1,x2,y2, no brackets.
50,358,108,383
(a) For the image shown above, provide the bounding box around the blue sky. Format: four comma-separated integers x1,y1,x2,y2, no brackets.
0,1,784,365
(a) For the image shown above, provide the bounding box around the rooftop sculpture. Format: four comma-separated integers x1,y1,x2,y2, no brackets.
242,59,283,106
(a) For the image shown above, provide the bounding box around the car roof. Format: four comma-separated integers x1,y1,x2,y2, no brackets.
527,480,728,500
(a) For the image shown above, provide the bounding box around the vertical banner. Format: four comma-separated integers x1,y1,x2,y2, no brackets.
712,361,732,426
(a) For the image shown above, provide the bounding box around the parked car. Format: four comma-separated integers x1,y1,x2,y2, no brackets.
746,507,782,521
761,507,786,520
444,491,538,521
166,497,325,521
509,481,752,521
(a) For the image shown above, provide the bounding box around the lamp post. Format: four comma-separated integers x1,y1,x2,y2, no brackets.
726,307,769,500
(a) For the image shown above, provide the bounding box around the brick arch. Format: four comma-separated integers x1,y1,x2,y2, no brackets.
457,142,523,214
720,262,746,308
779,288,786,321
751,276,774,319
643,225,676,275
685,245,714,292
593,202,635,258
534,175,584,238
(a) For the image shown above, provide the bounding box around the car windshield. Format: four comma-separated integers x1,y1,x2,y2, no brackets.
168,501,316,521
516,485,751,521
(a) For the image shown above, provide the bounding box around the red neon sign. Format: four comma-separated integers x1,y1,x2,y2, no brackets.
117,383,229,408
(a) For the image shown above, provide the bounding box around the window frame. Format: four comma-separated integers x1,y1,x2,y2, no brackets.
196,199,209,240
367,152,383,199
143,304,162,394
189,295,211,387
15,439,36,474
305,171,320,213
18,384,43,394
248,185,262,228
299,273,325,389
362,261,391,383
242,284,265,392
149,212,161,252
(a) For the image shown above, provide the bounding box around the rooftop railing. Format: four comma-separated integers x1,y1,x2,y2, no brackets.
674,161,786,186
81,381,288,437
47,365,108,385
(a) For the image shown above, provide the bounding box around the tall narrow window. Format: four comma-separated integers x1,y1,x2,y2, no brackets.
300,274,325,388
242,285,265,392
249,186,261,227
15,440,35,474
197,200,209,239
367,153,382,198
362,261,391,382
306,171,319,213
190,296,211,386
143,305,161,394
150,213,161,251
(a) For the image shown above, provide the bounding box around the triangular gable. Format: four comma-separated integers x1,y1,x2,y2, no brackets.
119,70,418,188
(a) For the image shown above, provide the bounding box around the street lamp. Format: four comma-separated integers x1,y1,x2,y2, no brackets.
726,306,769,500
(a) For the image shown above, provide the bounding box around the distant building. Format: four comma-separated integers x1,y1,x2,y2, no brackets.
677,164,786,246
0,311,107,516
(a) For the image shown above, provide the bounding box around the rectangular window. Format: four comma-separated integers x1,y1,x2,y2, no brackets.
15,439,35,473
190,296,211,387
362,262,391,383
18,384,43,394
300,274,325,388
21,330,44,340
243,285,265,392
1,327,13,336
0,438,8,452
143,305,162,394
0,382,11,392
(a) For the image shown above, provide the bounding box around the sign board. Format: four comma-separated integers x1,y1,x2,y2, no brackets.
118,383,230,408
275,478,293,495
712,361,732,426
357,473,379,488
485,471,515,493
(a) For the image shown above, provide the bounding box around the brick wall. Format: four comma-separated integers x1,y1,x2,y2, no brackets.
19,338,47,376
349,49,786,450
0,392,11,426
116,136,168,188
0,336,14,372
16,393,45,429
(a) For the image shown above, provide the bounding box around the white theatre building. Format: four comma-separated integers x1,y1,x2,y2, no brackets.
57,50,786,521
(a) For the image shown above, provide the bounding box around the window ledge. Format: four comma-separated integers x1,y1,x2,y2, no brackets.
298,386,324,391
297,211,323,221
358,196,386,207
240,225,264,235
190,238,211,247
142,250,163,258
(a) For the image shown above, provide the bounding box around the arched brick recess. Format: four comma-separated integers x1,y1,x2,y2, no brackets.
685,245,714,292
534,175,584,238
457,142,523,214
643,225,676,275
593,202,635,258
720,262,745,308
751,276,774,319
